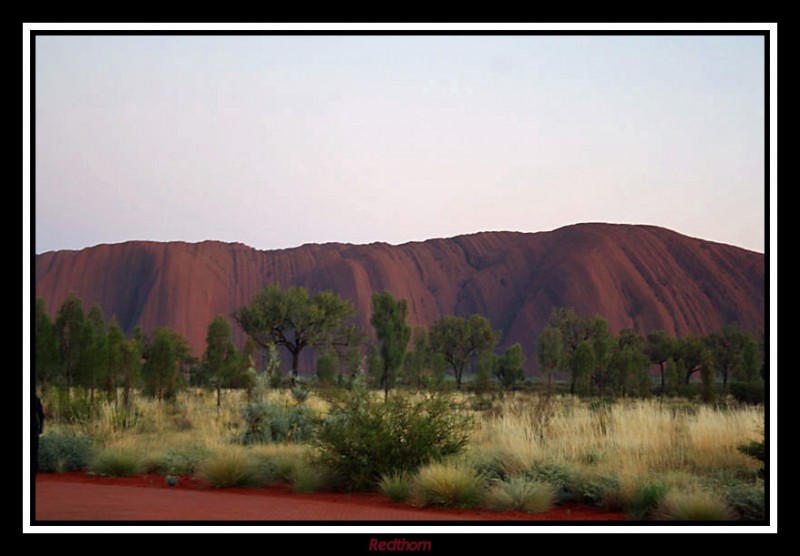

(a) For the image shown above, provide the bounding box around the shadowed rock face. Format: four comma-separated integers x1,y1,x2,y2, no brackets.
35,223,765,373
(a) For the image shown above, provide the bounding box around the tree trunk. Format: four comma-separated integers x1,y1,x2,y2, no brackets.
290,350,299,388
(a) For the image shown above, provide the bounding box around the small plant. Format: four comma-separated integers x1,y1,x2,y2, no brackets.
165,475,178,486
152,447,210,476
738,435,766,479
38,430,93,473
627,481,670,520
378,472,414,503
290,463,331,494
196,448,262,488
90,446,145,477
655,490,735,521
724,481,766,521
237,400,317,445
483,476,555,514
413,462,484,508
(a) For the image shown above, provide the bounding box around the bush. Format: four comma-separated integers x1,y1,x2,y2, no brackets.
378,472,414,503
196,448,262,488
655,490,735,521
413,462,484,508
90,447,144,477
730,381,765,405
237,400,317,445
149,446,210,476
526,464,575,504
314,388,474,491
483,477,555,513
38,431,93,473
738,435,766,479
627,481,670,520
724,481,766,521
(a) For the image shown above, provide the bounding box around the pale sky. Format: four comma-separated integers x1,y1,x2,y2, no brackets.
32,32,768,254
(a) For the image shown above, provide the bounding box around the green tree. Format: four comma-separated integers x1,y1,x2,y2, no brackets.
370,292,411,401
678,333,710,385
493,343,526,391
610,328,650,397
118,337,142,409
570,341,594,396
80,305,108,403
55,294,87,392
646,330,677,389
203,315,239,410
708,323,757,388
316,352,337,386
430,314,498,390
142,328,189,401
233,284,355,386
105,318,126,404
536,326,563,393
588,316,613,397
35,297,59,392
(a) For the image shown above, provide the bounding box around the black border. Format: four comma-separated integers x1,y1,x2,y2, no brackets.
24,23,776,539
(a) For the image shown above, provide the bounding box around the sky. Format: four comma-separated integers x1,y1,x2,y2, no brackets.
31,31,769,254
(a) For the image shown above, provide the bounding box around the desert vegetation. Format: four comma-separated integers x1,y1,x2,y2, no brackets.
33,288,767,521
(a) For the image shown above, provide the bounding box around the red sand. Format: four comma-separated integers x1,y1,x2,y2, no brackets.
33,472,627,522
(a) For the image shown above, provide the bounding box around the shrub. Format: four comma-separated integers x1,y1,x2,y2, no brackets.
196,448,262,488
413,462,484,508
655,490,735,521
90,447,144,477
729,381,765,405
378,472,414,503
724,481,766,521
150,446,210,476
627,481,670,520
527,464,575,504
237,400,317,445
483,477,555,513
314,388,474,491
290,463,333,494
38,431,93,473
573,473,620,509
738,435,766,479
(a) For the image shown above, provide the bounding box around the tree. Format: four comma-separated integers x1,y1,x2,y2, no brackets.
646,330,677,389
105,318,126,404
54,294,85,392
35,298,59,392
708,323,757,388
117,337,142,409
80,305,108,403
233,284,355,386
678,333,710,385
570,341,594,395
203,315,239,410
536,326,562,393
610,328,650,397
493,343,526,391
587,316,613,397
370,292,411,401
430,314,498,389
142,328,189,401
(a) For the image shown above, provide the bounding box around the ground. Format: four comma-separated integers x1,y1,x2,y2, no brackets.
33,472,628,523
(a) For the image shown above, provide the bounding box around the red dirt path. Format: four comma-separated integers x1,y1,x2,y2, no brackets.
34,473,627,523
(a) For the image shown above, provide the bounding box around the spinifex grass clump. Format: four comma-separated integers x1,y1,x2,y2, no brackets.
378,472,414,503
90,446,145,477
196,447,263,488
314,386,474,491
482,476,556,513
412,462,484,508
655,490,735,521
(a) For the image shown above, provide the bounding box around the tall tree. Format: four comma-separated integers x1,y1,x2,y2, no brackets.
54,294,85,392
34,297,59,392
233,284,355,386
536,326,562,393
80,305,108,403
118,337,143,409
370,292,411,401
570,341,594,396
610,328,650,397
430,314,497,389
708,323,755,387
646,330,677,388
142,328,189,401
493,343,526,391
203,315,238,410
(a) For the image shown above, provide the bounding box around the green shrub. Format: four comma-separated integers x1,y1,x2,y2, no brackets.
738,435,766,479
151,446,210,476
413,462,484,508
573,473,620,508
197,449,262,488
656,490,735,521
378,472,414,503
724,481,766,521
627,481,670,520
314,388,474,491
290,463,332,494
729,381,765,405
38,431,93,473
90,447,144,477
527,463,575,504
237,400,317,445
483,477,555,513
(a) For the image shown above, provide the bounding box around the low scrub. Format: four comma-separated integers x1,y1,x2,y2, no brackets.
413,462,484,508
237,400,317,445
655,490,735,521
483,476,555,513
38,430,93,473
627,481,670,520
196,448,263,488
378,472,414,503
90,447,145,477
